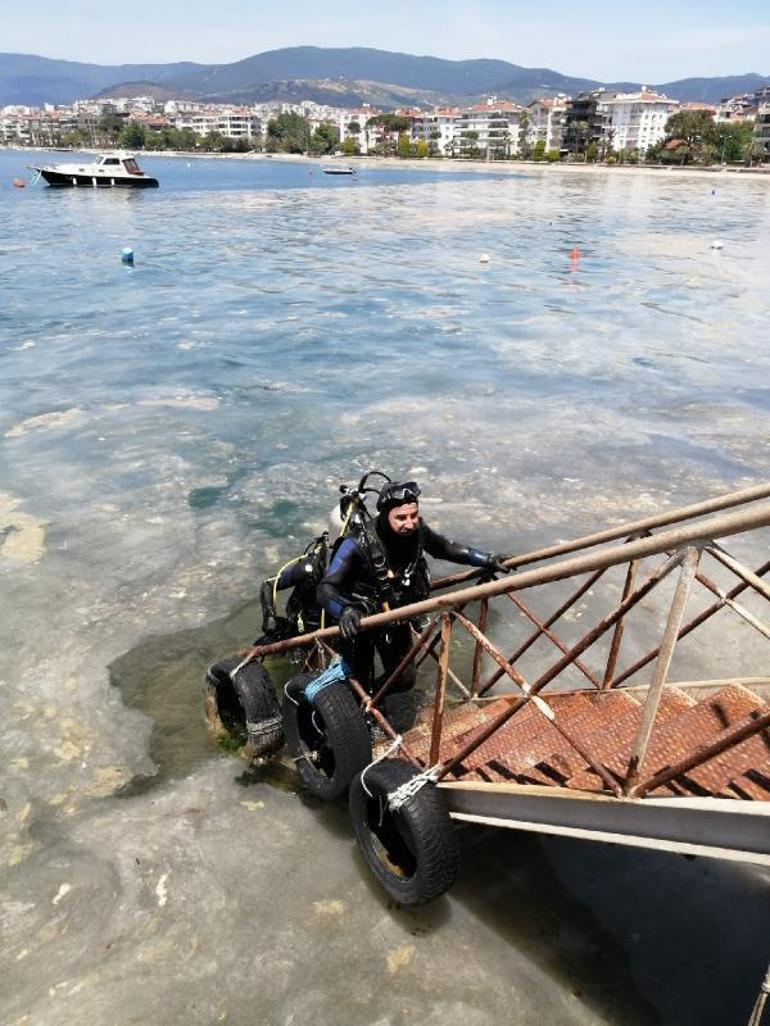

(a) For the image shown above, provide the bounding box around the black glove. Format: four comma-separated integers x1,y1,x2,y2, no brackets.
338,605,363,641
481,553,511,575
261,614,293,640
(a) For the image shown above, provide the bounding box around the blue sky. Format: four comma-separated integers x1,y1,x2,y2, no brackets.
6,0,770,82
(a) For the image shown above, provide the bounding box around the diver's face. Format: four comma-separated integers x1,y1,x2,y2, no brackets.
387,503,419,535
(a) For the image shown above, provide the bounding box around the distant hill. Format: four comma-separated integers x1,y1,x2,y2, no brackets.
0,52,203,106
1,47,768,108
94,81,196,101
651,73,770,102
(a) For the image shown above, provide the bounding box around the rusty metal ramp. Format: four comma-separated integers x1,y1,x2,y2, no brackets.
377,682,770,865
252,484,770,867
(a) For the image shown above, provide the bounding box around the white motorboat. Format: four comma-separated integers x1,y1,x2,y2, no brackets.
30,152,159,188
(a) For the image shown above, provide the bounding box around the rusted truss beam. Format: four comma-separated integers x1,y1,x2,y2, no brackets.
707,544,770,604
450,610,622,795
479,567,606,693
504,591,603,689
624,547,701,796
602,556,641,687
610,558,770,687
437,553,683,780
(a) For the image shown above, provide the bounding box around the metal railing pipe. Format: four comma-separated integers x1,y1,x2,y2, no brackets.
245,501,770,659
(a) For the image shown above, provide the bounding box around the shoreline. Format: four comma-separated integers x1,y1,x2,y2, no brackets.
5,143,770,181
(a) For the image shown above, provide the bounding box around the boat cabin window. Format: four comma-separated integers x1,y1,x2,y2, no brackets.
103,158,121,165
122,158,141,174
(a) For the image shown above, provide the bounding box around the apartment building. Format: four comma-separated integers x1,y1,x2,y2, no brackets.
603,88,678,153
410,108,460,155
337,108,377,153
174,108,261,140
455,100,523,158
526,95,568,152
755,101,770,157
563,90,612,155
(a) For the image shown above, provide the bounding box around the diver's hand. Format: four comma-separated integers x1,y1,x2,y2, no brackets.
481,552,511,575
339,605,363,641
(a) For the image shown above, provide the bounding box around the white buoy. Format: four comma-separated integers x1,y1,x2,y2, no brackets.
480,253,490,264
711,240,724,250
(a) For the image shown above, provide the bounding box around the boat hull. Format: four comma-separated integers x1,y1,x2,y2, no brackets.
37,168,159,188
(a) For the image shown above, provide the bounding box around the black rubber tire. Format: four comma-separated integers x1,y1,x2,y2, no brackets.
281,672,371,801
349,758,459,906
204,656,283,758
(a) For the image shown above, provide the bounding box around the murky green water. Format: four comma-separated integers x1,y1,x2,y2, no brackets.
2,150,769,1025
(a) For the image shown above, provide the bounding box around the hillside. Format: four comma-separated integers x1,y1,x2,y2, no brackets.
1,47,768,108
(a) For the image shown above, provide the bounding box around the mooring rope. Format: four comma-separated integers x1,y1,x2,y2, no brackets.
360,734,404,797
747,962,770,1026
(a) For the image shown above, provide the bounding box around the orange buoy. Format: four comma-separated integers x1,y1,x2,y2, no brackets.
570,247,580,260
12,178,26,188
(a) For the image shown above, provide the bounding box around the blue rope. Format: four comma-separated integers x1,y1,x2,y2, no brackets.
304,658,350,704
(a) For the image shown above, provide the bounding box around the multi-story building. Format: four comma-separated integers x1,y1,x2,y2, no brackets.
526,95,569,152
410,108,460,155
174,108,261,140
455,99,523,158
754,101,770,158
563,90,612,156
337,107,377,153
603,88,678,153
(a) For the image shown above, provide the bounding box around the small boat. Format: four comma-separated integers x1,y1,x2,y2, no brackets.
30,152,159,188
322,166,356,176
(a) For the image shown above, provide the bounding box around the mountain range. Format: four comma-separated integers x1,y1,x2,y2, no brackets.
2,47,768,109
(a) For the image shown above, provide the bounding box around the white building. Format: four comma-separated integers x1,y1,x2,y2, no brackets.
337,108,375,153
603,88,678,153
410,108,460,155
174,108,261,140
455,99,523,158
526,96,569,152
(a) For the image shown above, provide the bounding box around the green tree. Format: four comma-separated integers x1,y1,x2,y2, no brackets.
397,132,412,159
518,110,532,159
98,113,124,144
415,138,429,158
585,140,599,163
346,121,361,135
309,122,340,155
461,129,481,159
342,136,360,156
566,119,589,161
266,112,311,153
662,110,715,163
203,130,226,152
532,139,546,161
118,120,147,150
144,131,165,151
545,148,560,162
711,121,754,163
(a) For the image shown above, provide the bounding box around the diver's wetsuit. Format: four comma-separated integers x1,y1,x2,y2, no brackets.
258,542,326,642
317,516,498,692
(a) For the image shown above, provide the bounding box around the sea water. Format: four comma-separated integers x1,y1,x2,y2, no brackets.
1,150,769,1025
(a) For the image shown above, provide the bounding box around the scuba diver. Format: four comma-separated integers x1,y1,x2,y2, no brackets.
316,473,510,693
256,533,329,644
